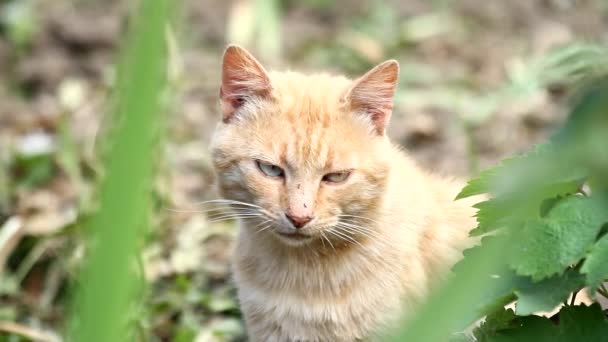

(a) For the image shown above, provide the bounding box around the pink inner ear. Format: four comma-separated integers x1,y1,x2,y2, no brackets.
220,46,271,122
219,87,247,123
368,107,390,130
346,60,399,135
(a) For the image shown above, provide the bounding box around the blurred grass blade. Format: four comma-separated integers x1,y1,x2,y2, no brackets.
385,237,512,342
227,0,256,47
254,0,281,61
68,0,172,341
226,0,281,61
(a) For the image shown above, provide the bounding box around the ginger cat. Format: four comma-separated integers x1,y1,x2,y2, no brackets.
210,45,478,341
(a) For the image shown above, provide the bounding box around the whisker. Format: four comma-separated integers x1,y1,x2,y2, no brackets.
336,226,374,242
327,229,365,249
207,214,263,222
207,211,260,219
338,214,382,225
339,224,391,246
194,199,263,209
336,222,380,239
163,205,259,215
253,219,271,228
255,222,273,235
321,231,336,252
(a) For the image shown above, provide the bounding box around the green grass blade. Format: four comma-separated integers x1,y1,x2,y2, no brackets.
68,0,172,341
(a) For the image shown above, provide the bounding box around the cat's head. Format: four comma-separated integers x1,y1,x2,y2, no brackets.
210,45,399,246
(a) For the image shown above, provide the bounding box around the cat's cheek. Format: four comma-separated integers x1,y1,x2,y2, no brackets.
333,181,384,214
217,174,252,203
237,168,283,208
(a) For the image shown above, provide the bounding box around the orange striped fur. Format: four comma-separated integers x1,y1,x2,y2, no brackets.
210,45,478,341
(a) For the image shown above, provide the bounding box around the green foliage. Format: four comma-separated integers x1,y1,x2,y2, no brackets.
513,268,585,315
581,232,608,291
473,304,608,342
0,0,37,51
13,153,56,189
510,196,608,280
390,80,608,341
453,81,608,340
472,308,557,342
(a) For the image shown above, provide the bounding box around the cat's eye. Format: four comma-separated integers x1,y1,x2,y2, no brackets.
256,160,285,178
322,171,351,183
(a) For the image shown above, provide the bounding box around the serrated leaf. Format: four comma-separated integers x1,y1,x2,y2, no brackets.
456,147,547,200
456,144,581,200
510,196,608,280
558,304,608,341
467,181,581,237
449,332,475,342
452,237,519,316
553,80,608,172
454,239,586,319
456,170,496,200
456,145,549,199
469,200,512,236
514,268,585,316
473,304,608,342
472,308,518,341
474,309,557,342
581,232,608,290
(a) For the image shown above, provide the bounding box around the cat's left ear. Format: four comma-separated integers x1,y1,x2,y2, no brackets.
342,60,399,135
220,45,272,123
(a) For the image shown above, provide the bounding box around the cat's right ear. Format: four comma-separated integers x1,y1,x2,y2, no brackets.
220,45,272,123
342,60,399,135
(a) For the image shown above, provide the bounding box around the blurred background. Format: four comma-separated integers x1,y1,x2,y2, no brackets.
0,0,607,340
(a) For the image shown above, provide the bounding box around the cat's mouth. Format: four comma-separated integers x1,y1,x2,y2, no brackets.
274,230,313,243
276,231,310,239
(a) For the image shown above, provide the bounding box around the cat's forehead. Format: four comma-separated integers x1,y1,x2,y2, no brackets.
245,73,375,171
270,72,352,120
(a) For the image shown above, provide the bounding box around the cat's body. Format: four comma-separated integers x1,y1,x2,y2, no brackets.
210,46,477,341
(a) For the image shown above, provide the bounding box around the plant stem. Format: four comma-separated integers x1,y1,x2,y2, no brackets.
570,289,578,306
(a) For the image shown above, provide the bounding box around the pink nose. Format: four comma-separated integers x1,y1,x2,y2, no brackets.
285,213,313,229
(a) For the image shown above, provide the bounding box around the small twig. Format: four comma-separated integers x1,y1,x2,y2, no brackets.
570,289,579,306
0,217,24,275
0,321,60,342
598,283,608,299
578,183,591,197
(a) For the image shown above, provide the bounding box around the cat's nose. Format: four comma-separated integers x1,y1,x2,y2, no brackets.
285,213,313,229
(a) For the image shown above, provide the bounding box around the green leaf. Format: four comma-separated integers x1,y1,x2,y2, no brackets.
14,154,56,189
455,146,551,200
558,304,608,341
465,179,581,237
510,196,608,280
581,232,608,290
454,244,585,317
472,308,519,341
456,144,565,200
473,304,608,342
514,268,585,316
451,237,519,317
474,309,557,342
553,80,608,172
385,235,518,342
469,200,511,236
